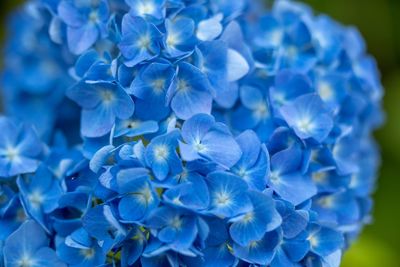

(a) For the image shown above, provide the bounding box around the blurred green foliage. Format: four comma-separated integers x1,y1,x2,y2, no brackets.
1,1,399,266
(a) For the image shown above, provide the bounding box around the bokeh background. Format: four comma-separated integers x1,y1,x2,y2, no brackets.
1,1,399,266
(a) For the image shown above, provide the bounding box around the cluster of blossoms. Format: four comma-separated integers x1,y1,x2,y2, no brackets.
0,0,383,266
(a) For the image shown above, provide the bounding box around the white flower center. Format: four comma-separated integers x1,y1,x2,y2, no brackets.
170,215,182,229
5,146,19,161
254,103,269,119
215,192,231,206
318,195,335,208
89,11,99,23
167,33,179,47
237,167,248,180
249,240,259,248
177,79,190,92
18,255,35,267
152,79,165,93
312,172,327,184
194,140,206,152
269,171,280,184
139,186,153,204
242,211,254,223
318,82,334,101
297,117,314,133
80,248,96,259
154,145,169,161
138,2,155,15
28,191,44,209
137,35,151,49
308,234,319,247
100,90,115,103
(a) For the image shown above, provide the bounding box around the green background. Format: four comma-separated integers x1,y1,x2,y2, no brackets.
1,1,399,266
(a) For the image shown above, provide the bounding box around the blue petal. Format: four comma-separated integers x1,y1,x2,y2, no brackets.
163,172,210,211
276,201,308,238
127,0,166,20
115,119,159,138
203,244,237,267
270,70,313,109
280,94,333,142
309,226,344,257
240,85,264,110
197,41,228,93
119,194,148,222
3,220,49,265
164,17,195,57
16,124,42,157
282,235,310,262
220,21,254,71
34,247,66,267
121,236,144,266
200,123,242,168
145,130,182,180
227,48,250,82
67,24,98,55
66,81,102,109
75,49,102,78
89,145,115,173
233,230,280,265
169,62,213,119
269,172,317,206
271,247,299,267
181,113,215,144
116,168,149,194
234,130,261,169
271,145,303,174
196,14,223,41
214,82,239,109
81,104,114,138
206,171,251,218
57,1,85,27
0,117,18,146
119,15,161,67
229,191,281,246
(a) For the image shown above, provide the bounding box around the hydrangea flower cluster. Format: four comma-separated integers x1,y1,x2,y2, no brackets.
0,0,384,266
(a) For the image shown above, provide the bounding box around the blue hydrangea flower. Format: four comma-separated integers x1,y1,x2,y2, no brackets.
17,165,63,232
179,114,242,168
126,0,166,22
206,171,252,218
67,80,135,137
145,130,182,180
129,62,175,121
3,220,65,267
280,94,334,142
167,62,213,120
233,229,281,265
0,117,42,178
268,145,317,205
164,17,195,58
82,204,127,250
0,0,385,266
119,15,162,67
231,85,276,141
145,206,200,255
229,190,281,247
58,0,110,54
231,130,270,190
115,168,160,222
57,228,106,266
